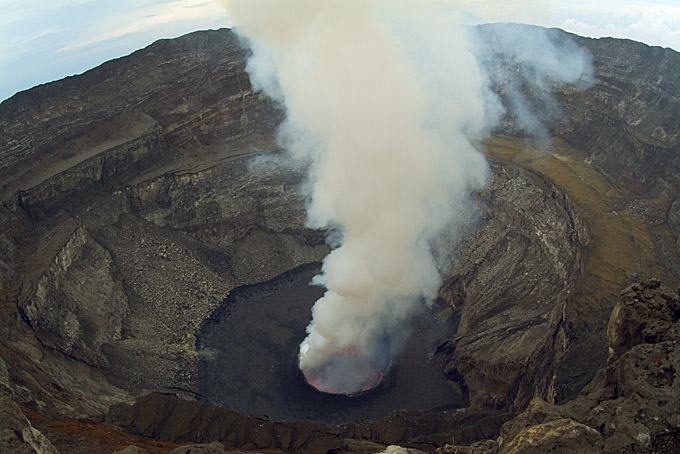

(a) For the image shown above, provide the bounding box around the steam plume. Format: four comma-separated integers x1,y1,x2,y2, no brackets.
222,0,496,394
471,23,594,139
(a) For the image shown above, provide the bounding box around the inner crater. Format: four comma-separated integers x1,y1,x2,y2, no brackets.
196,262,464,423
300,336,391,396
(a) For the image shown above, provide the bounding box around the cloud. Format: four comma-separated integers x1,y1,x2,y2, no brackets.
56,0,229,52
443,0,550,25
0,0,230,100
435,0,680,51
1,28,67,63
552,1,680,50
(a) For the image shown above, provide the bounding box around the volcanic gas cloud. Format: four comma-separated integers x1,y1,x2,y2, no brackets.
222,0,497,394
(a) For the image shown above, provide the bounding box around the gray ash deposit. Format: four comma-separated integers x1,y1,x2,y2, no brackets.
197,262,464,423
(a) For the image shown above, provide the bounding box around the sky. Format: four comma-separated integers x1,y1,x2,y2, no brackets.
0,0,679,102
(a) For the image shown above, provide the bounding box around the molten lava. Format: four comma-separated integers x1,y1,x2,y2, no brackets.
302,343,391,395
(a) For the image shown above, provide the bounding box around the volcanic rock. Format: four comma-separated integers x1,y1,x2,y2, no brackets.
438,279,680,453
0,395,59,454
112,447,141,454
167,441,240,453
0,23,678,453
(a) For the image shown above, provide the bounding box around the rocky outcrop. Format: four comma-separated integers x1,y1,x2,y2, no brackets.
440,163,587,411
0,395,60,454
20,226,128,367
608,280,680,359
105,391,515,453
106,393,348,454
438,279,680,454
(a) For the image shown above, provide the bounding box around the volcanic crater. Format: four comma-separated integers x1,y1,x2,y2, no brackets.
197,262,464,423
0,23,679,454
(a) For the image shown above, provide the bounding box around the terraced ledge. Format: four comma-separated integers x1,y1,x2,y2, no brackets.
484,134,664,398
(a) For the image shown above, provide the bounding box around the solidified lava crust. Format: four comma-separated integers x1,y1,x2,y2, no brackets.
197,262,464,423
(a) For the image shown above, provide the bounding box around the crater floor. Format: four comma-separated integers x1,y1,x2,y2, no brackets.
197,262,464,423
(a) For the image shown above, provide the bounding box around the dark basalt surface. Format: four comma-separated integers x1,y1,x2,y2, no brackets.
197,262,464,423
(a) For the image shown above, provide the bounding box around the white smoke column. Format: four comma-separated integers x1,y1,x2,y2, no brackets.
222,0,496,394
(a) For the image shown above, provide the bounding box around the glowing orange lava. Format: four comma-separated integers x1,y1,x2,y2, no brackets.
304,345,387,395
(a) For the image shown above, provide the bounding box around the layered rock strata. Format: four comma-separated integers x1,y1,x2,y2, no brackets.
0,24,677,453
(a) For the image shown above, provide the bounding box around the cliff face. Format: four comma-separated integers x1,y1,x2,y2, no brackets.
0,29,278,180
20,226,128,367
0,25,678,453
438,280,680,454
476,24,680,198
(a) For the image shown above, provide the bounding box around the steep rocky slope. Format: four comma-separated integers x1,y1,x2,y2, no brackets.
438,279,680,454
0,25,678,453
